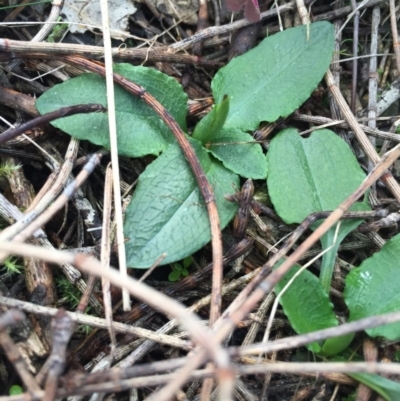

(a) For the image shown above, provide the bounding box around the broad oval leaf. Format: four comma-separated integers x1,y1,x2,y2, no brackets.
267,128,369,292
267,129,367,221
211,21,334,130
275,264,352,355
207,127,267,179
35,64,188,157
345,233,400,340
124,139,239,268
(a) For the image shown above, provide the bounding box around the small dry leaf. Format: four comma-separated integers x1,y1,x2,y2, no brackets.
225,0,260,22
62,0,137,40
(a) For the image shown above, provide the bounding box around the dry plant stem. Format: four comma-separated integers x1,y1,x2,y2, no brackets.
0,154,101,263
326,69,400,202
43,309,71,401
0,312,42,396
0,104,106,144
0,86,38,117
293,113,400,142
0,296,192,350
101,164,116,360
5,156,54,347
0,39,220,66
6,361,400,400
27,137,79,212
351,0,359,113
368,6,380,149
99,0,130,312
0,244,233,377
389,0,400,75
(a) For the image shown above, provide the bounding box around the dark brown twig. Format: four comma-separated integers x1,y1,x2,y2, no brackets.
0,311,42,396
42,309,71,401
0,104,106,145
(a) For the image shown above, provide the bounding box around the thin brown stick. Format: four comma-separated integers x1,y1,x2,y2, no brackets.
0,103,106,145
0,296,192,349
101,164,117,361
0,39,220,66
42,309,71,401
389,0,400,75
326,69,400,202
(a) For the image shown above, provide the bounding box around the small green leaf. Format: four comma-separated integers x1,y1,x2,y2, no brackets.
320,333,354,357
182,256,192,269
168,270,181,282
35,64,188,157
192,96,229,144
9,385,23,396
275,264,351,354
212,22,334,130
181,269,189,277
124,139,239,268
345,233,400,340
207,127,267,179
173,263,182,271
267,128,369,293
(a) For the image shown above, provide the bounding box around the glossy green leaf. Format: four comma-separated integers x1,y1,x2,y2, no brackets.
192,95,229,144
267,128,369,293
207,127,267,179
124,139,239,268
275,265,352,354
345,233,400,340
211,22,334,131
35,64,188,157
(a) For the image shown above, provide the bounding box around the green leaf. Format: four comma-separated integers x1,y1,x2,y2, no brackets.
168,270,181,282
182,256,192,269
211,22,334,130
275,264,352,354
345,233,400,340
35,64,188,157
348,373,400,401
206,127,267,179
267,128,369,293
124,139,239,268
333,356,400,401
192,95,229,144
